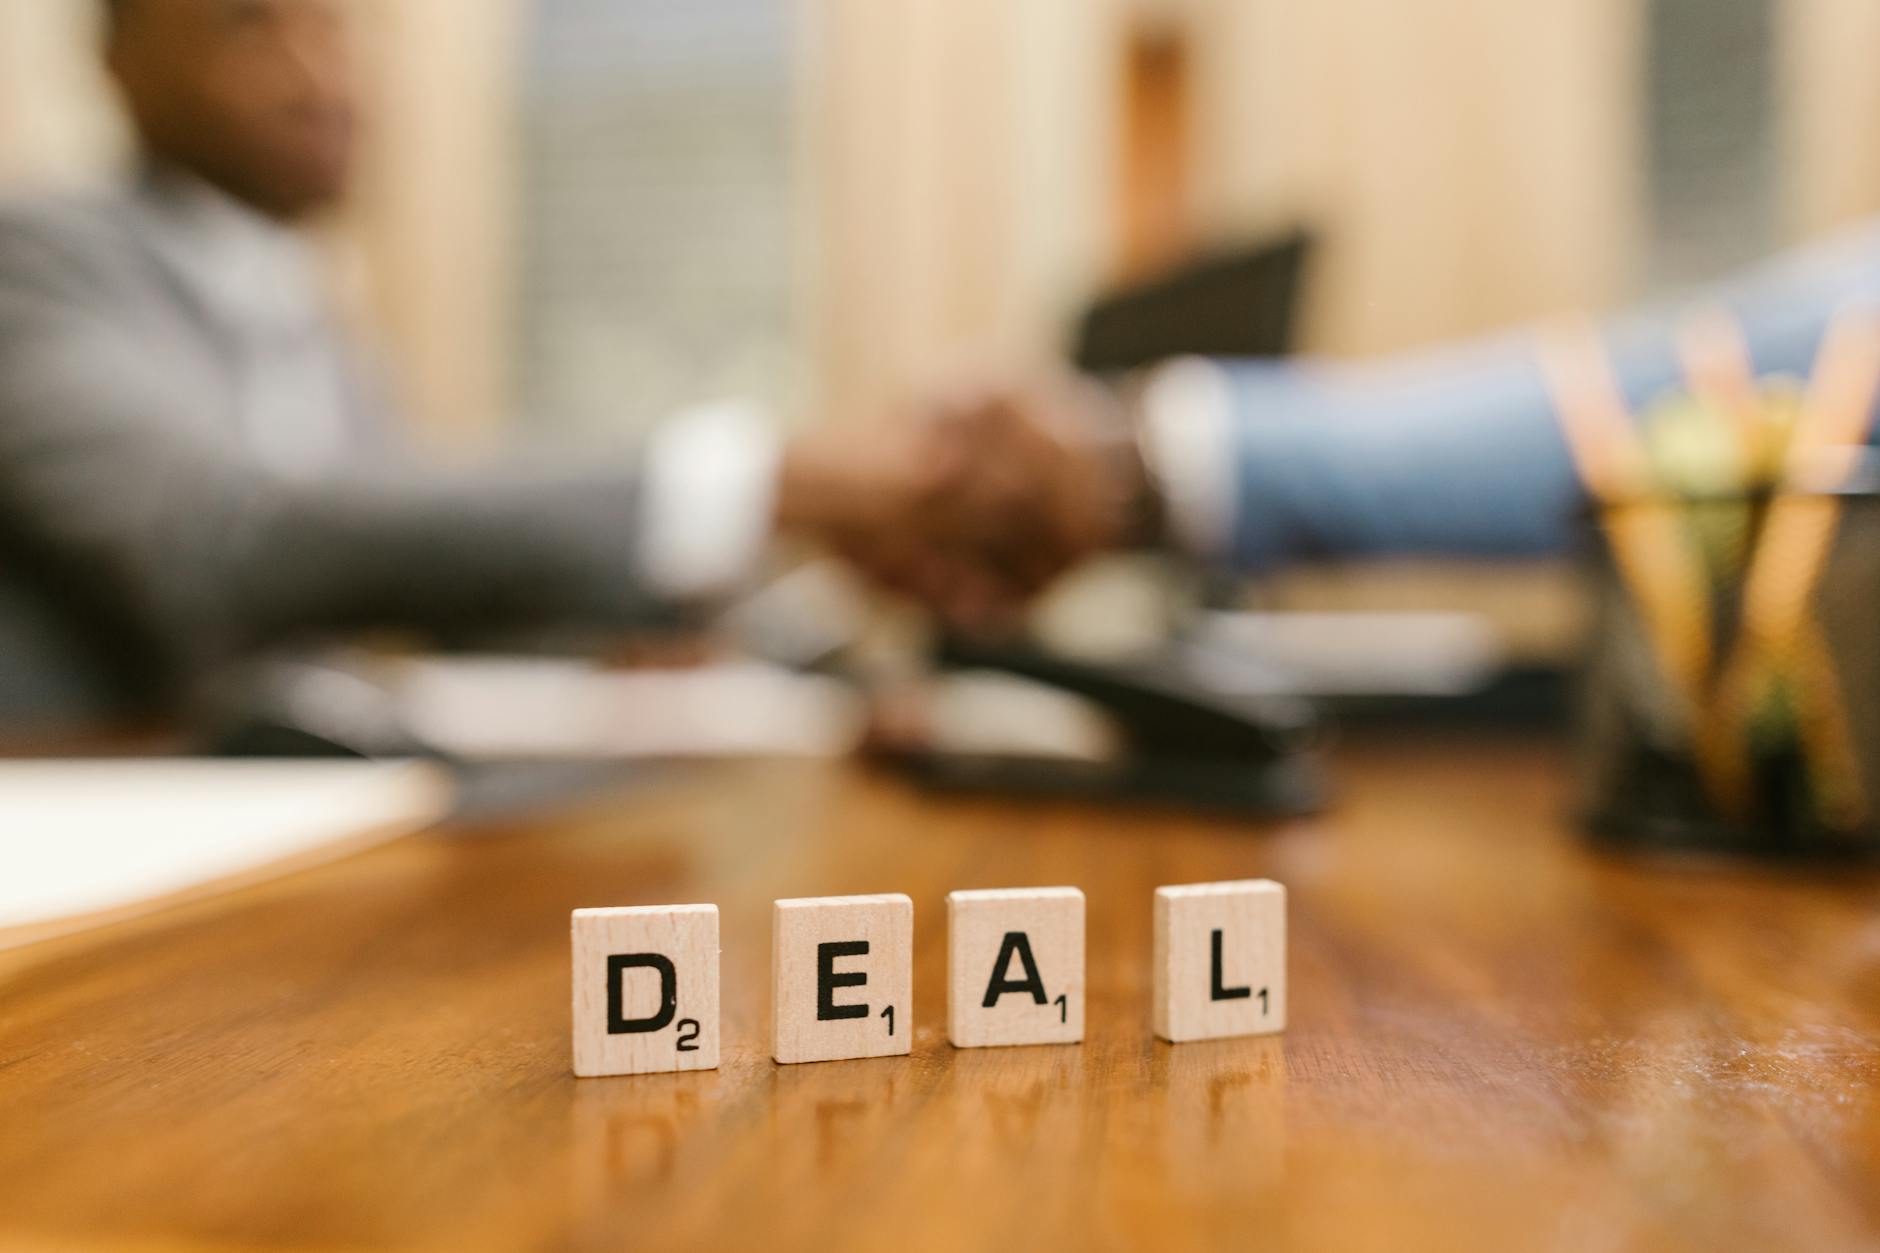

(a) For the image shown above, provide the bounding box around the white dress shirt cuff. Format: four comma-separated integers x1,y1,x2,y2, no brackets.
1139,356,1239,560
638,401,780,601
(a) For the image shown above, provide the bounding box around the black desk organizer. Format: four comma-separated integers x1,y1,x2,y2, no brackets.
1577,489,1880,860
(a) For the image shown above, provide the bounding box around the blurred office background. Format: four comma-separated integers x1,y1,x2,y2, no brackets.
4,0,1880,660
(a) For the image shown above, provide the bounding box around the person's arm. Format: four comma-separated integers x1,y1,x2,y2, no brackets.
0,213,775,695
1138,222,1880,571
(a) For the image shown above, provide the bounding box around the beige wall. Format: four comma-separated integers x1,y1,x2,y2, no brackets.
801,0,1123,426
6,1,1880,443
1780,0,1880,239
341,0,523,446
1190,0,1644,355
0,0,127,187
805,0,1649,425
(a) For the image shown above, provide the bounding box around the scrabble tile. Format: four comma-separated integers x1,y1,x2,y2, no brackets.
572,904,719,1077
1152,880,1286,1043
772,894,912,1064
947,887,1084,1048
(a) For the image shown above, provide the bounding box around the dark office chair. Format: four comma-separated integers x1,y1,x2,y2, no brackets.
1072,231,1313,371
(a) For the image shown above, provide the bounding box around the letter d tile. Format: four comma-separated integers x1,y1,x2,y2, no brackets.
572,904,720,1076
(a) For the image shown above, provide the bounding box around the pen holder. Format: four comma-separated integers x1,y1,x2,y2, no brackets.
1577,488,1880,858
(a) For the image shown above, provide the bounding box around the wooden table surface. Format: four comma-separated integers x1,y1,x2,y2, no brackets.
2,739,1878,1252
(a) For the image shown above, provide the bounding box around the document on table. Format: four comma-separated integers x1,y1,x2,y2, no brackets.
383,657,866,760
0,759,451,951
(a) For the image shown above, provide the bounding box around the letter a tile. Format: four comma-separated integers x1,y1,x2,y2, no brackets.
772,894,912,1064
948,887,1084,1048
1153,880,1286,1043
572,905,719,1077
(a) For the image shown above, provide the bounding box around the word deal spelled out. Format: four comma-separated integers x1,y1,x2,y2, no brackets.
572,879,1285,1077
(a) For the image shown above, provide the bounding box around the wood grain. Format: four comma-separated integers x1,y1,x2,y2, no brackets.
1,741,1877,1252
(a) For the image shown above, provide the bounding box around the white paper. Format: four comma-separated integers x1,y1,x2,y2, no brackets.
387,657,866,760
0,759,450,941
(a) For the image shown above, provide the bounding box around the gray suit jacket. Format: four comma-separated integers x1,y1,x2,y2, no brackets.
0,173,666,727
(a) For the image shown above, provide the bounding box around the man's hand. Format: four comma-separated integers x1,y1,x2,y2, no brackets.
776,372,1147,628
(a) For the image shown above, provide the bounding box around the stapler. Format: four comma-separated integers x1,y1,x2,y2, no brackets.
882,635,1328,818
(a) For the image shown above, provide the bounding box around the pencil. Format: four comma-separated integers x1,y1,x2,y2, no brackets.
1712,307,1880,830
1540,324,1729,806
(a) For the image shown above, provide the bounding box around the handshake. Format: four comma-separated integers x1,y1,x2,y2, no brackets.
773,371,1153,627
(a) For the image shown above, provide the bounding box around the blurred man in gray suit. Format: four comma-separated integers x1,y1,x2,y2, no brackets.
0,0,1121,729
